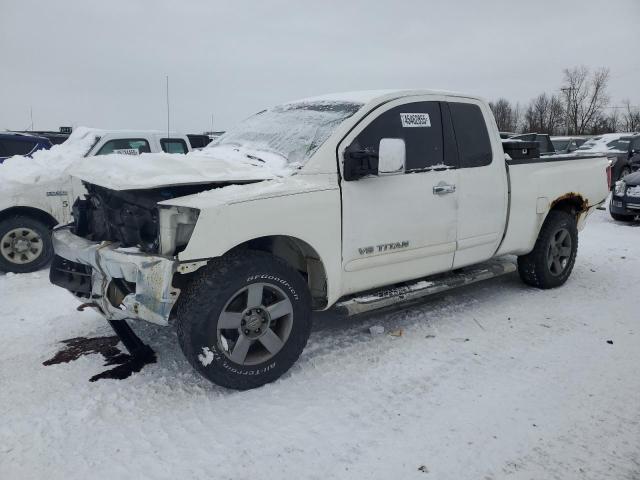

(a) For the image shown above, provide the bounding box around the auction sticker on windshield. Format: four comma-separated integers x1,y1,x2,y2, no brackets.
400,113,431,127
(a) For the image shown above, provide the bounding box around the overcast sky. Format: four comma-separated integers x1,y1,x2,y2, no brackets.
1,0,639,133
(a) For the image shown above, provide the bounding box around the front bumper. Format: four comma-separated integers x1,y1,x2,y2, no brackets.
51,227,179,325
610,195,640,216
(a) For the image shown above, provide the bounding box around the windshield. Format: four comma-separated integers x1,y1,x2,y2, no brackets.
607,139,630,151
210,101,363,165
552,140,569,151
578,136,622,152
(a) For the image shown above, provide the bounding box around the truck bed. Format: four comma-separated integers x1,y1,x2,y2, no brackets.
497,153,609,257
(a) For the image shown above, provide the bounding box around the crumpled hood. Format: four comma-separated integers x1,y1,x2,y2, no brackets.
71,145,292,191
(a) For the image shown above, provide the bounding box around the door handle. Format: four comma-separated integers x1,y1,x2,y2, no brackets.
433,183,456,195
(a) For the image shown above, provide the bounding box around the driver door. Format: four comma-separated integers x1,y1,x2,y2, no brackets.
339,96,459,296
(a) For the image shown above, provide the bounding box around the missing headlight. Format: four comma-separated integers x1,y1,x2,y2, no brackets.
158,206,200,256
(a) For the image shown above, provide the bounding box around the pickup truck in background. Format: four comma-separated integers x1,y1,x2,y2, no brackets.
49,90,610,390
509,133,556,155
0,130,191,273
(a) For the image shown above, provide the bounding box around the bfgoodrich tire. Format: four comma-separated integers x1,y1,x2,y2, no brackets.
176,250,312,390
0,216,53,273
517,210,578,289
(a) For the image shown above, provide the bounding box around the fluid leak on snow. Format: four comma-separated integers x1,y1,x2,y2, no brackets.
43,336,156,382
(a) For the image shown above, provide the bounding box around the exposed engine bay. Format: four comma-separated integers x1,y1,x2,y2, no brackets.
72,182,222,255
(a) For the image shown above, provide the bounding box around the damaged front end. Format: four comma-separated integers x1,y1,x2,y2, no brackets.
72,183,203,256
50,228,181,325
49,182,221,325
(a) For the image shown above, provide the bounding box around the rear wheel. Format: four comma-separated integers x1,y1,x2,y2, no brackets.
0,216,53,273
176,251,312,390
517,210,578,289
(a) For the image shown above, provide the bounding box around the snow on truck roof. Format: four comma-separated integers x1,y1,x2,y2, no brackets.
286,89,481,106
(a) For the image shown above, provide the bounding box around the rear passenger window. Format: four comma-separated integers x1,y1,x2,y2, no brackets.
352,101,445,171
449,102,492,168
160,138,188,154
96,139,151,155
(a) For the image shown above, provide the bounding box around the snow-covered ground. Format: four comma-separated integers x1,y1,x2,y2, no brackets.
1,209,638,480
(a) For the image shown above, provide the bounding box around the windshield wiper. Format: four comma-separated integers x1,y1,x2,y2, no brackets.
245,154,265,163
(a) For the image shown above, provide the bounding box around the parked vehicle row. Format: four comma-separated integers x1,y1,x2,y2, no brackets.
47,89,610,390
578,133,640,186
0,130,192,273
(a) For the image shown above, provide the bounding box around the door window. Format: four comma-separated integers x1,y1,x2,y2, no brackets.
351,101,446,171
448,102,492,168
160,138,188,154
96,138,151,155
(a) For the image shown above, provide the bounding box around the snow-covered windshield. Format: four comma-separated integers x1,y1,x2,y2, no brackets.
577,134,631,153
607,139,630,151
209,101,363,165
552,140,569,151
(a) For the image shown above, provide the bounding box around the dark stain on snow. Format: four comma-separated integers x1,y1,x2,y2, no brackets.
43,335,156,381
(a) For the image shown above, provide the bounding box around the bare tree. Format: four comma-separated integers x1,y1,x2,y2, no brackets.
489,98,521,132
522,93,564,134
590,110,620,134
621,99,640,132
560,66,610,135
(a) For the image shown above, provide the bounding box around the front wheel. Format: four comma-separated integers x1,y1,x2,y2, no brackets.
0,216,53,273
176,251,312,390
517,210,578,289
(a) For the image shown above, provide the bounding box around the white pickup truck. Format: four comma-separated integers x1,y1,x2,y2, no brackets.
49,90,610,390
0,130,191,273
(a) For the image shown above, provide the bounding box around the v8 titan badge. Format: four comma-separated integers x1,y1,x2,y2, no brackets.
400,113,431,127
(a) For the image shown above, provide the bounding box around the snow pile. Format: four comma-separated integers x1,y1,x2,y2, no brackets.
626,184,640,197
0,127,102,191
199,144,290,174
71,147,290,191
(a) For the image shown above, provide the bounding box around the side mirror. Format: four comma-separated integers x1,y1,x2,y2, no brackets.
378,138,406,175
343,147,378,181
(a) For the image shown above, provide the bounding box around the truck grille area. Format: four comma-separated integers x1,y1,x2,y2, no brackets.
72,183,211,253
49,255,92,298
73,184,161,252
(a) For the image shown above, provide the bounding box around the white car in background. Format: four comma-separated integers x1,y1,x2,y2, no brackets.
0,129,191,273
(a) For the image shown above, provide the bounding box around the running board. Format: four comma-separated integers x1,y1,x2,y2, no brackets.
335,257,517,316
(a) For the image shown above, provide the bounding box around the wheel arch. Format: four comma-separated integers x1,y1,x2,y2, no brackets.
226,235,329,309
549,193,588,219
0,206,59,228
